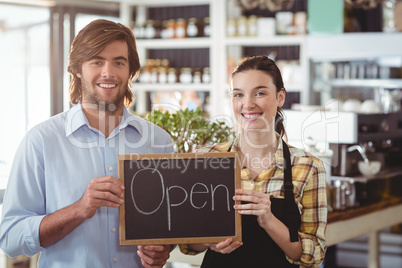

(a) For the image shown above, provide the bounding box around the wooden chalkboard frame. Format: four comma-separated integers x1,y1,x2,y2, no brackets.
118,152,241,246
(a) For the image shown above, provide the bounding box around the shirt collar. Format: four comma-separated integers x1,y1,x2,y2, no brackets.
65,102,143,137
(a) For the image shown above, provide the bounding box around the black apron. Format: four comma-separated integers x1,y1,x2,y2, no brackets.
201,140,301,268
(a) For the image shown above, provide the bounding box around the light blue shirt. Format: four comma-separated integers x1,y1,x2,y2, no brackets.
0,103,174,267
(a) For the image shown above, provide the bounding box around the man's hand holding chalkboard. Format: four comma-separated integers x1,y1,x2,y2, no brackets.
78,175,124,219
137,245,173,268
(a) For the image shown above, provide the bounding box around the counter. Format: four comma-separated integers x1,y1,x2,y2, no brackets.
327,196,402,268
168,197,402,267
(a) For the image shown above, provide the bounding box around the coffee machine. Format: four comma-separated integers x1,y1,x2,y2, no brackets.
284,109,402,208
330,112,402,207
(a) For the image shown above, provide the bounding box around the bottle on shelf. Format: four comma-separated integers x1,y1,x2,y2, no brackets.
203,17,210,37
151,67,159,83
179,68,193,84
165,19,176,39
132,21,145,39
237,16,248,36
187,18,199,38
227,18,237,37
202,67,211,84
167,68,178,83
175,18,187,38
158,67,167,83
247,15,258,36
193,69,202,83
144,20,156,39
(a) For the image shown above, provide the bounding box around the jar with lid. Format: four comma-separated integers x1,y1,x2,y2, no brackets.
237,16,248,36
187,18,199,38
227,18,237,37
247,15,258,36
144,20,156,39
179,68,193,84
175,18,187,38
139,66,151,83
151,67,159,83
158,67,167,83
160,20,169,39
202,67,211,84
165,19,176,39
193,69,202,83
167,68,177,83
203,17,210,37
132,21,145,39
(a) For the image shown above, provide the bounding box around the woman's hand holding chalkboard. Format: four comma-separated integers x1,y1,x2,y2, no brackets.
233,189,273,230
78,176,125,219
208,238,243,254
137,245,172,268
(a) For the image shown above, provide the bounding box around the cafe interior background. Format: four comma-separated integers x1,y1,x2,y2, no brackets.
0,0,402,267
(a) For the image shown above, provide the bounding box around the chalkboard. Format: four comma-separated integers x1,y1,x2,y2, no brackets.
118,152,241,246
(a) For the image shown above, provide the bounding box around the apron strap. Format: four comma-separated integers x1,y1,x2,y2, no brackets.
282,139,299,242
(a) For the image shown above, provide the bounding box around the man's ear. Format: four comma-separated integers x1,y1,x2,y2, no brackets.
76,73,81,78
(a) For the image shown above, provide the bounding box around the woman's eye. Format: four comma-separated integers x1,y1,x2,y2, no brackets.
256,92,265,96
233,93,243,98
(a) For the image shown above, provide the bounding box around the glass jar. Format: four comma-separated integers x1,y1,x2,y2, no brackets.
237,16,248,36
247,15,258,36
175,18,187,38
132,21,144,39
202,67,211,84
158,67,167,83
187,18,199,38
179,68,193,84
203,17,210,37
193,70,202,83
151,67,159,83
165,19,176,39
227,18,237,37
167,68,177,83
144,20,156,39
139,66,151,83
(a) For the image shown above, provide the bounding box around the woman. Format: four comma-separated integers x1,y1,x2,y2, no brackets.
180,55,327,267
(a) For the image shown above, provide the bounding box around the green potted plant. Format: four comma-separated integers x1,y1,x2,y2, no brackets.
147,107,235,153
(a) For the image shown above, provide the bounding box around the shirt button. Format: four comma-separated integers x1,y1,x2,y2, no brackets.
106,140,109,143
112,228,116,232
109,167,113,171
114,258,117,262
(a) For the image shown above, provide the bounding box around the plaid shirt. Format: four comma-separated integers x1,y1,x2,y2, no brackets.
180,134,327,267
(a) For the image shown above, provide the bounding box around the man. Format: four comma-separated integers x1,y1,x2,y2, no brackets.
0,19,174,268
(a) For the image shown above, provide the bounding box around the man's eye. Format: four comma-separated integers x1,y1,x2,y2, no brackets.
91,61,102,65
116,62,125,66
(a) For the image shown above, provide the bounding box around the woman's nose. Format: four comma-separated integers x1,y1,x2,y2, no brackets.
243,96,255,109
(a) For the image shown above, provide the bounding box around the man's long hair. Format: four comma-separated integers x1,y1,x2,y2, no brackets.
67,19,140,107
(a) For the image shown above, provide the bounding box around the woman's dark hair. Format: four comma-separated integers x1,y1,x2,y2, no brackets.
230,55,287,138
